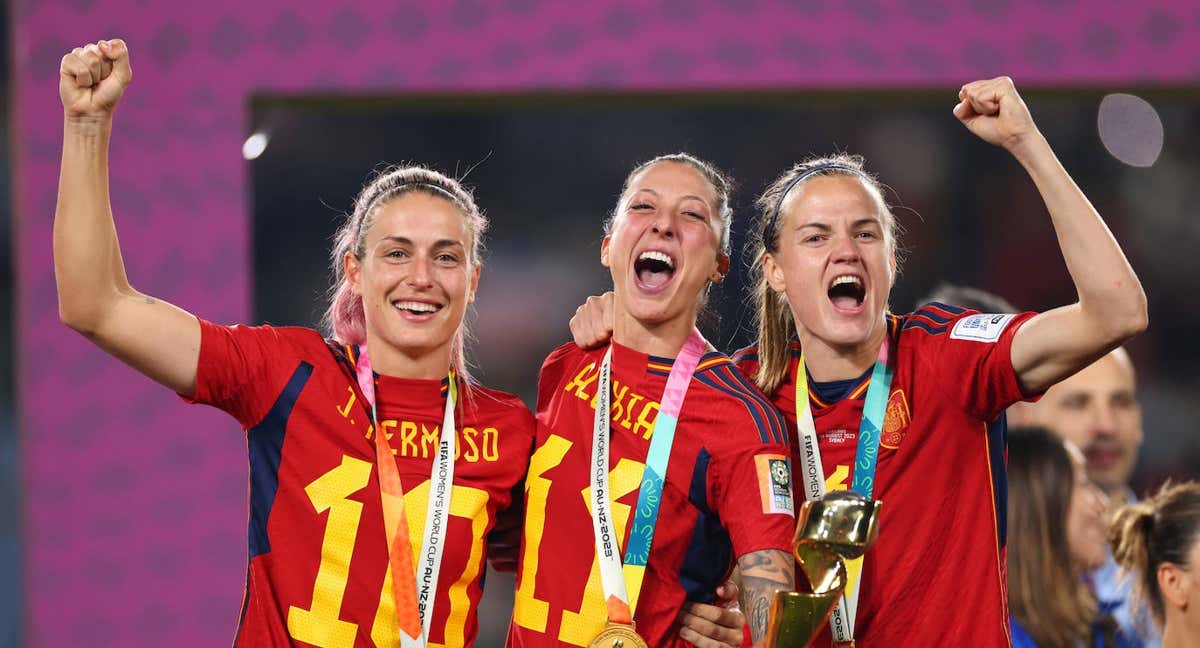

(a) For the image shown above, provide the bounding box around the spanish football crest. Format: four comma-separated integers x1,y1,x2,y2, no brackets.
880,388,911,449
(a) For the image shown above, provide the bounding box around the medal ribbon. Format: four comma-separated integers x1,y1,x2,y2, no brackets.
355,345,458,648
590,329,707,625
792,328,893,644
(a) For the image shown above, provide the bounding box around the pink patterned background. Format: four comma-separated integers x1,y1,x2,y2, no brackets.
14,1,1200,645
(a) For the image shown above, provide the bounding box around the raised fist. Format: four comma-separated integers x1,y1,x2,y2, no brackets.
953,76,1039,151
60,39,132,119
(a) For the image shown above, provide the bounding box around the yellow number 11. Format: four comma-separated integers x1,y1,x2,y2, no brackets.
513,434,645,646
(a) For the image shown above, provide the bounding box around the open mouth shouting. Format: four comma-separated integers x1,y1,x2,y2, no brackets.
827,274,866,314
633,249,677,294
392,298,444,322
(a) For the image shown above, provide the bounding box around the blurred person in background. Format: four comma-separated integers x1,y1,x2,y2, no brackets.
572,77,1148,646
507,153,796,648
1031,349,1143,507
1008,425,1135,648
54,39,535,646
1110,482,1200,648
1029,348,1158,646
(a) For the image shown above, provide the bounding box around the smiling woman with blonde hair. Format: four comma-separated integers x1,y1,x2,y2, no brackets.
54,38,534,647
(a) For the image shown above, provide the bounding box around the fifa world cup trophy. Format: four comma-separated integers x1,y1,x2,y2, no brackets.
765,491,881,648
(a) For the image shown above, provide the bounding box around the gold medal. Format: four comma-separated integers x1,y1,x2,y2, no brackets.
588,622,648,648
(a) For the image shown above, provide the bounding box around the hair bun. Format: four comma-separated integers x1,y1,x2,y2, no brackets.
1108,501,1154,570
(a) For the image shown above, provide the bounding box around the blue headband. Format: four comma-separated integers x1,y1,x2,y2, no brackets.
764,162,865,244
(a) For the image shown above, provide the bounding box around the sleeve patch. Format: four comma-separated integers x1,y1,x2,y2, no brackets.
949,313,1016,343
755,454,795,516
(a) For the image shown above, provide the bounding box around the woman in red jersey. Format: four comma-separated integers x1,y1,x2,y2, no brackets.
507,154,796,648
55,39,533,647
573,78,1147,647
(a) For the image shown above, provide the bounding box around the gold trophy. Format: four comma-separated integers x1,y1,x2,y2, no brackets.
765,491,882,648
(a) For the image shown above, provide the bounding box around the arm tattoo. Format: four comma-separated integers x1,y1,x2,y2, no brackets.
736,549,795,642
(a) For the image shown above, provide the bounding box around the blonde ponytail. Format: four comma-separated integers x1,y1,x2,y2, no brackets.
1108,481,1200,630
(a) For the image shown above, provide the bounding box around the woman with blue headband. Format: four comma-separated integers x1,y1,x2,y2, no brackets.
572,77,1147,647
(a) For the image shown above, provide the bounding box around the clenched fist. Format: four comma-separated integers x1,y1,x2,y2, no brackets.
60,39,132,119
953,76,1040,151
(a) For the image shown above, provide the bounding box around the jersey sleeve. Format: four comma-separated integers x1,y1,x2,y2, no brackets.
482,394,536,572
906,302,1040,422
496,396,536,517
701,377,796,558
535,342,586,415
712,442,796,558
181,319,305,428
730,344,761,382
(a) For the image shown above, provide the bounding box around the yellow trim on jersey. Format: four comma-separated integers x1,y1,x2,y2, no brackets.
646,356,728,374
983,422,1013,645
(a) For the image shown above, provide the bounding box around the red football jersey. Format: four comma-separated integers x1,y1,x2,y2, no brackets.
185,320,535,647
508,341,795,648
733,303,1038,647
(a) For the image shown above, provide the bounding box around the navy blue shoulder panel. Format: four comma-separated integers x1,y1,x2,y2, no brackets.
247,361,314,558
902,301,966,335
326,340,358,377
678,449,732,603
988,413,1008,551
914,305,954,324
730,350,758,365
928,301,967,315
900,319,948,336
696,366,787,445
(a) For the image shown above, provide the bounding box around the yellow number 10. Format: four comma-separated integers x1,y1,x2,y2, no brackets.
286,455,489,648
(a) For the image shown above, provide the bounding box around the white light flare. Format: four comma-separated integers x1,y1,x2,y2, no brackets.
242,132,269,161
1098,94,1163,168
